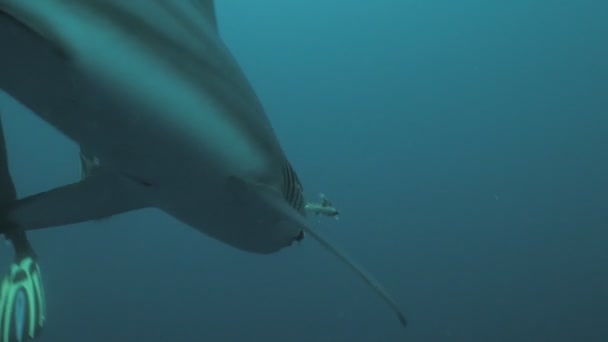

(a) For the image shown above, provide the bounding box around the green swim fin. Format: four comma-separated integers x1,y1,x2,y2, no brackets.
0,256,46,342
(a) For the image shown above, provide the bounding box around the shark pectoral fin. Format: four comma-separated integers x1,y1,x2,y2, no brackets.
255,186,408,327
1,171,149,231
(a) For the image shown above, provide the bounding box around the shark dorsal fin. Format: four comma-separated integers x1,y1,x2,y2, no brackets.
190,0,217,31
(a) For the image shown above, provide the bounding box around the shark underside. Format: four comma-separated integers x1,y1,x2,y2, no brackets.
0,0,407,328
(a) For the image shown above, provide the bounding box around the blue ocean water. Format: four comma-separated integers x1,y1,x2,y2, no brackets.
1,0,606,341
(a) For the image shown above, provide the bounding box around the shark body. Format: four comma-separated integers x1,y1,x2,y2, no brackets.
0,0,406,326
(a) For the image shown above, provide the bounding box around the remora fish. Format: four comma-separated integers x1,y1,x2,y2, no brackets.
0,0,406,329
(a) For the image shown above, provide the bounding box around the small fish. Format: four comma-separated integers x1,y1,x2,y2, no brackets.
305,193,340,219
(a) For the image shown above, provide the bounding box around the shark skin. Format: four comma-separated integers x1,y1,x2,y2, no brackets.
0,0,407,327
0,0,299,253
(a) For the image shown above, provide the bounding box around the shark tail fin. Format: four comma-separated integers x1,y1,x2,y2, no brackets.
302,225,408,327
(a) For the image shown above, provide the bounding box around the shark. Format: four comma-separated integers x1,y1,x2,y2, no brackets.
0,0,407,328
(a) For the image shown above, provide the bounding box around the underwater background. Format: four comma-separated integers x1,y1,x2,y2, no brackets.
1,0,606,341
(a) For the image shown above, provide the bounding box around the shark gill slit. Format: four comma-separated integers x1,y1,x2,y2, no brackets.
281,161,305,215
